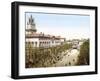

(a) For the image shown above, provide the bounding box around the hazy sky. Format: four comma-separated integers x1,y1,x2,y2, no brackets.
25,12,90,40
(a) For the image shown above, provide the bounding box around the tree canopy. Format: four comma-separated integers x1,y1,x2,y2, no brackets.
77,39,89,65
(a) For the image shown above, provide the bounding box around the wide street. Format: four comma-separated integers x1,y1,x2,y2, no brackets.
52,48,79,67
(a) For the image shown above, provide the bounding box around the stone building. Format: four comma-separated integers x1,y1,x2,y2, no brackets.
25,15,65,48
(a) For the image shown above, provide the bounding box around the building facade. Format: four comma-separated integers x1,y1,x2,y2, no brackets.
25,15,65,48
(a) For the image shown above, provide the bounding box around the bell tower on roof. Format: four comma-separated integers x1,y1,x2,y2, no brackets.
26,15,37,35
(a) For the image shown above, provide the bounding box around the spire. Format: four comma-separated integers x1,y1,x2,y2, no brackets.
28,15,34,25
26,15,37,32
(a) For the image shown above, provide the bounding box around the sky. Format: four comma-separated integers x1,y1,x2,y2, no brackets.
25,12,90,40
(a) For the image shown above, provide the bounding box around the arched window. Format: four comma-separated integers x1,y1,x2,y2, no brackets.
32,42,34,46
35,42,37,47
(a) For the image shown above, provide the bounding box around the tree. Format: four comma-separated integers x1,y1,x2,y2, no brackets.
25,42,34,68
25,42,73,68
77,39,89,65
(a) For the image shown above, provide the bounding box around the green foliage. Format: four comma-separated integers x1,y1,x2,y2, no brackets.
25,43,72,68
77,39,89,65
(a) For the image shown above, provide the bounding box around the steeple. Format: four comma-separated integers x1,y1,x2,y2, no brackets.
26,15,37,33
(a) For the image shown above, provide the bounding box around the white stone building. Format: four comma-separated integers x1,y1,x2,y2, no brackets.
25,15,65,48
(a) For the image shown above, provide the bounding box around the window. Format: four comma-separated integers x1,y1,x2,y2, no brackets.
35,42,37,47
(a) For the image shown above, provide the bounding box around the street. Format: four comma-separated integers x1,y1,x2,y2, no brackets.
52,48,79,67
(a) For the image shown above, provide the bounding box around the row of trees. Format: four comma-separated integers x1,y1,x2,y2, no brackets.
76,39,89,65
25,43,72,68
